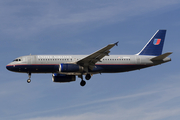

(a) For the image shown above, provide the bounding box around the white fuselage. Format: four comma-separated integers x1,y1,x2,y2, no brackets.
6,54,171,75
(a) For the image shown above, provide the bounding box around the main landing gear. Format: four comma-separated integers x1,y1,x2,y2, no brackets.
80,80,86,86
85,74,91,80
79,74,91,87
27,73,31,83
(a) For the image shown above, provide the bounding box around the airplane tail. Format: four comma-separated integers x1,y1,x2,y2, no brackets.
137,30,166,56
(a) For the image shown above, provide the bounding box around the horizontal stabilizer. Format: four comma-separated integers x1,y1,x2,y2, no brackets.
151,52,172,61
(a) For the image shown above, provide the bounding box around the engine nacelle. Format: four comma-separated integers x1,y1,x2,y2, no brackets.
52,73,76,83
59,63,83,72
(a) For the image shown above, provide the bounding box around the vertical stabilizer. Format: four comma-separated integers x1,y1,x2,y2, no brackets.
137,30,166,56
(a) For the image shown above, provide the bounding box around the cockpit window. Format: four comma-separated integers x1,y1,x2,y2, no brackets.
13,59,18,61
13,59,21,62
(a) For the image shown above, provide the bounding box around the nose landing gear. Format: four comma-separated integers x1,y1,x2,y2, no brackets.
27,73,31,83
27,79,31,83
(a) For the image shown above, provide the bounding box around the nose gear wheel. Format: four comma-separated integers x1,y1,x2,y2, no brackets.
27,72,31,83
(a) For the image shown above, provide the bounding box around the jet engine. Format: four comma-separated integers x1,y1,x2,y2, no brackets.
52,73,76,83
59,63,83,72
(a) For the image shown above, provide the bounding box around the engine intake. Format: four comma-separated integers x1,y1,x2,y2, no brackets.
59,63,83,72
52,73,76,83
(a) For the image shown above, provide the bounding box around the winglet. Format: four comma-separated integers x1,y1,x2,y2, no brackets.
115,41,119,46
151,52,172,61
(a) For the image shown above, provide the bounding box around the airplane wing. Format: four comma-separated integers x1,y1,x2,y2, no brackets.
76,42,118,70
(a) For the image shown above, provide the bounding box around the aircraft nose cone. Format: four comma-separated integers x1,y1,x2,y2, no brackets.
6,64,12,71
6,65,10,70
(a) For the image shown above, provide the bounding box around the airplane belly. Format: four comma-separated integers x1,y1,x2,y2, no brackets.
98,64,134,72
6,64,59,73
98,64,152,73
29,64,59,73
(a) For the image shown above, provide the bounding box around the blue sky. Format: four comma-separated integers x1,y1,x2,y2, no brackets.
1,0,180,120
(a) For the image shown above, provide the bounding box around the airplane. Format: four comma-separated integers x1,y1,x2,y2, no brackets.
6,30,172,86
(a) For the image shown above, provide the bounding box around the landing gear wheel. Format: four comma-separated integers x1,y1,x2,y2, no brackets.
80,80,86,86
27,79,31,83
27,72,31,83
85,74,91,80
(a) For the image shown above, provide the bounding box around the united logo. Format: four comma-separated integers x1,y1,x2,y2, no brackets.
153,39,161,45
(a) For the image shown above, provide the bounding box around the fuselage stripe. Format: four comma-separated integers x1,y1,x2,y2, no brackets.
6,64,152,67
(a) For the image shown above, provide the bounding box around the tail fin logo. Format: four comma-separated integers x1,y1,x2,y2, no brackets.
153,39,161,45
